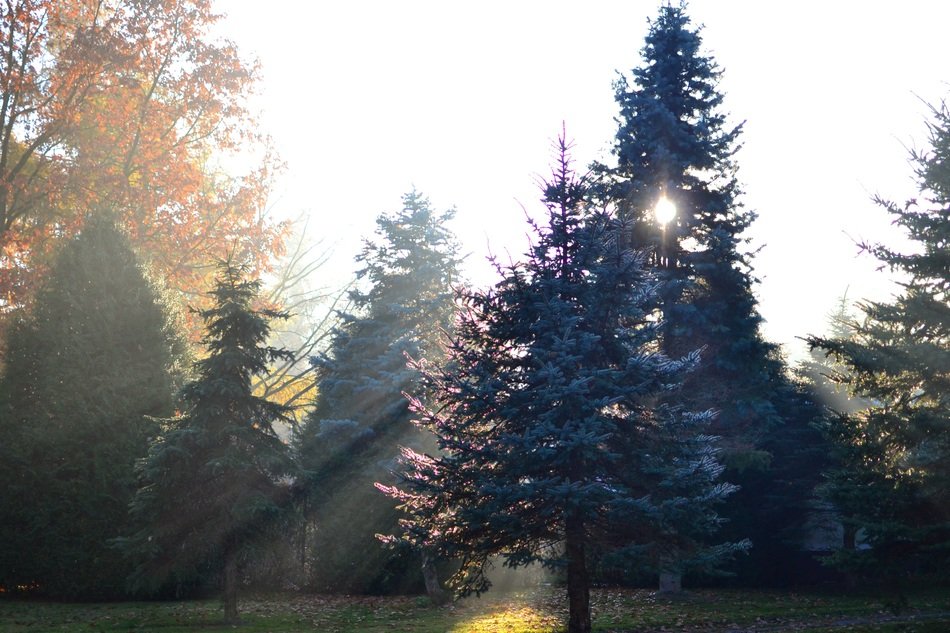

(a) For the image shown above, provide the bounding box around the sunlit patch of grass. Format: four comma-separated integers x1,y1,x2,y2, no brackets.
450,604,561,633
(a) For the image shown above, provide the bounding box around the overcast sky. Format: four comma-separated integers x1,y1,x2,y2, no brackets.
218,1,949,362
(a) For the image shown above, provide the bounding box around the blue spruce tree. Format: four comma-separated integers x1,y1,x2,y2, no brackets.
598,2,824,584
601,0,781,453
380,138,741,633
297,190,461,594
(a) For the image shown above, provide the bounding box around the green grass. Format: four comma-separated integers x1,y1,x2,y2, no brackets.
0,587,948,632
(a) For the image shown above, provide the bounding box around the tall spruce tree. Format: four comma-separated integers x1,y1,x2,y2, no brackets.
296,190,461,594
380,140,741,633
0,213,185,598
808,101,950,592
598,2,824,584
601,0,782,451
121,261,295,623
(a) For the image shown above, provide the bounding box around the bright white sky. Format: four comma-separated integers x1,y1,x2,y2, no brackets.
218,1,949,362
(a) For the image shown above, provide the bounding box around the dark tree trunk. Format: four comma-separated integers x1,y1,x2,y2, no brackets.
659,569,682,594
843,525,858,589
223,537,239,624
565,512,591,633
843,525,856,551
421,551,449,605
299,500,309,583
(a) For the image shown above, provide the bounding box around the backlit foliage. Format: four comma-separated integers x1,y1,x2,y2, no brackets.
0,0,285,333
808,101,950,586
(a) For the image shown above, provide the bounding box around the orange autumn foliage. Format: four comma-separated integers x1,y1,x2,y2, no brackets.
0,0,286,339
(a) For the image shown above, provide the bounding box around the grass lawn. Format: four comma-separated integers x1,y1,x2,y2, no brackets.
1,587,948,632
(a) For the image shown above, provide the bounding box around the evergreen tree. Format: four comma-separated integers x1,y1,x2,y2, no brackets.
808,101,950,592
598,2,824,584
600,0,782,452
121,261,295,623
380,140,740,633
296,189,462,594
0,213,184,598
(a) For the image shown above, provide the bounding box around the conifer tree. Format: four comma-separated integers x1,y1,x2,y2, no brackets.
0,213,184,598
296,190,461,593
808,101,950,591
601,0,783,451
598,2,826,584
121,261,295,623
380,139,740,633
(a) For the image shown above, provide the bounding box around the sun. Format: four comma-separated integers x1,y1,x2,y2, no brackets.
654,195,676,226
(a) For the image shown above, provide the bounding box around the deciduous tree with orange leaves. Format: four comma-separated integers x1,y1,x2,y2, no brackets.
0,0,285,334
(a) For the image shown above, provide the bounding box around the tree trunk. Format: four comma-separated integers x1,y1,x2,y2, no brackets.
565,512,591,633
421,551,449,605
659,569,682,594
843,525,858,589
223,537,239,624
299,500,309,584
843,525,856,551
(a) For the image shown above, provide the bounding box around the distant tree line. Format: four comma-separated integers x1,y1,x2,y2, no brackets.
0,2,946,631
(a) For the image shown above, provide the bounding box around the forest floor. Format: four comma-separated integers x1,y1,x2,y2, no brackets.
1,586,948,632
